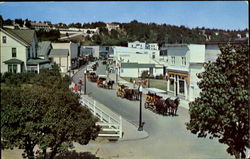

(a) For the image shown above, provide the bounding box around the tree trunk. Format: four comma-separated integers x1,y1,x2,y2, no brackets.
42,149,47,159
234,151,240,159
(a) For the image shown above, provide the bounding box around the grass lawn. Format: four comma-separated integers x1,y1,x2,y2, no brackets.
121,77,168,91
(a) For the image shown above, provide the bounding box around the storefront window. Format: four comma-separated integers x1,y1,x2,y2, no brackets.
179,80,184,94
170,79,174,91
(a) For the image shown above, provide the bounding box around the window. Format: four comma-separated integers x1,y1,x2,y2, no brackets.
12,48,17,57
160,50,168,56
179,80,184,94
170,79,174,91
2,36,6,43
182,57,186,66
8,64,17,73
13,65,17,73
8,65,12,72
171,56,175,64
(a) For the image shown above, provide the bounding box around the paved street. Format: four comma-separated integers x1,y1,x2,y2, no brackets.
72,62,233,159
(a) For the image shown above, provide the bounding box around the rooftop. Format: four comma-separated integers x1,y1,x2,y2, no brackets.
49,49,69,57
2,28,35,46
37,41,51,56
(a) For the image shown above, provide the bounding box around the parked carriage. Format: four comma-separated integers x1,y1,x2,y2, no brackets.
97,75,107,88
96,75,114,89
116,81,140,100
88,71,98,82
144,88,180,116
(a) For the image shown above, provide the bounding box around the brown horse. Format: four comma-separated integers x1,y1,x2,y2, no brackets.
165,97,180,116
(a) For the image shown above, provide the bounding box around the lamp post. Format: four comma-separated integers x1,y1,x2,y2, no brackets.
116,68,118,83
84,70,87,95
138,85,143,131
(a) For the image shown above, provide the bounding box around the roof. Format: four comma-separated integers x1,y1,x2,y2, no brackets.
49,49,69,57
27,59,50,65
30,22,49,27
37,41,51,56
3,59,24,64
2,28,35,46
121,63,155,68
121,62,138,68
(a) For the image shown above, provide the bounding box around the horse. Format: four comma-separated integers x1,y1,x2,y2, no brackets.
107,80,114,89
165,97,180,116
155,99,167,115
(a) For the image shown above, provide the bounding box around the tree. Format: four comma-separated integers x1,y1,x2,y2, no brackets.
186,44,249,159
1,68,100,159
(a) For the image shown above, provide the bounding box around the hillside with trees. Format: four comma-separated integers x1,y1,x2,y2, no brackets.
1,16,248,46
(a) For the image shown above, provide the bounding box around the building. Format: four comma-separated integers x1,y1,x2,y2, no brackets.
128,41,146,49
0,28,50,74
146,43,159,50
52,42,80,70
49,49,69,73
106,23,120,31
113,46,163,78
30,22,51,31
128,41,159,50
37,41,52,60
161,44,206,101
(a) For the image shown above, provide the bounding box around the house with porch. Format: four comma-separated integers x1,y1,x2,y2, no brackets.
0,28,50,74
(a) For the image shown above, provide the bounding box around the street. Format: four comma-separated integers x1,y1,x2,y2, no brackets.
72,62,233,159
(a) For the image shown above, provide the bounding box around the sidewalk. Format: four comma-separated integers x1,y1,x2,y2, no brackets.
108,72,190,110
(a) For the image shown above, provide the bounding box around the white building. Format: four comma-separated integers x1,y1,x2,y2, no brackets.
30,22,51,31
128,41,159,50
52,42,79,70
106,23,120,31
128,41,146,49
161,44,206,101
113,46,163,78
49,49,69,73
0,28,50,74
146,43,159,50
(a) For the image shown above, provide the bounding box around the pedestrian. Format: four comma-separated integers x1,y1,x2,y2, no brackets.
133,79,136,88
74,84,79,93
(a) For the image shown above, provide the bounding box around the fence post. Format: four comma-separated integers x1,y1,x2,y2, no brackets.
119,116,122,138
93,100,96,116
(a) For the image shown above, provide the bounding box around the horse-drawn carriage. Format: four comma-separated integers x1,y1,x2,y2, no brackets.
116,81,140,100
144,88,180,116
87,71,98,82
96,75,114,89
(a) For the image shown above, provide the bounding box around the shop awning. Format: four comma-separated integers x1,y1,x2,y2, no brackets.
167,71,190,86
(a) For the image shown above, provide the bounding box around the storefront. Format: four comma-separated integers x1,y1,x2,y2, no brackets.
167,71,190,100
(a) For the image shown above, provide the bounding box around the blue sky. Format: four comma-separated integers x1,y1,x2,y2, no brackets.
0,1,248,30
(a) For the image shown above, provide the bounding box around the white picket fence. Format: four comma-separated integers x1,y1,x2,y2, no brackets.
80,96,123,138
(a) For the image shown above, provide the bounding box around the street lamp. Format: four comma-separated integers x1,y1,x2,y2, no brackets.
138,85,143,131
84,69,87,95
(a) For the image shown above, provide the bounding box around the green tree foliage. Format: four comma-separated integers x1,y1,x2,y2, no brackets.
186,44,249,159
36,29,60,42
14,18,24,27
4,18,13,25
25,19,32,28
1,66,100,159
